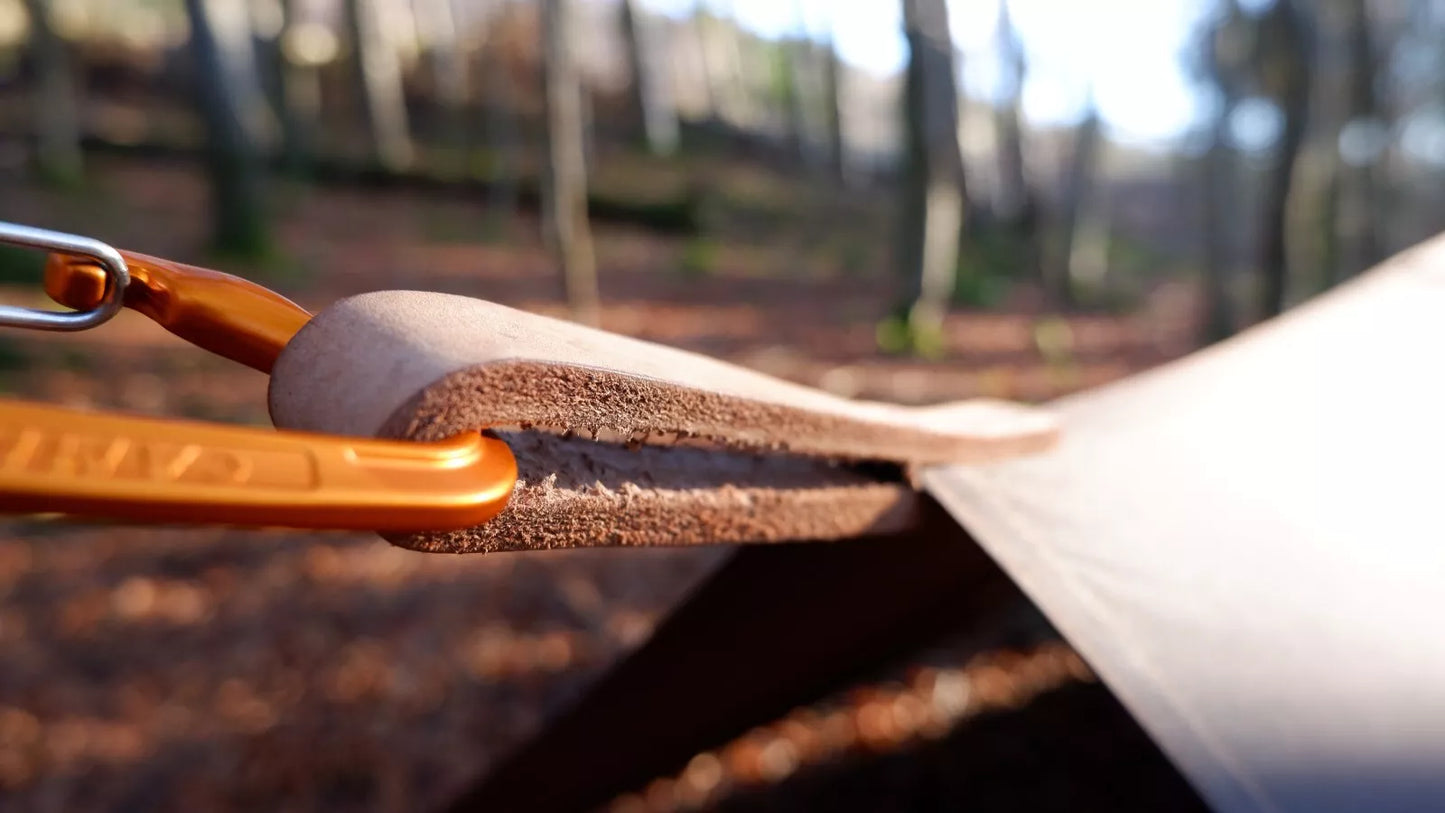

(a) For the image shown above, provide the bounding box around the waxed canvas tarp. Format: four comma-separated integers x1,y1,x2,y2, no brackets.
925,235,1445,812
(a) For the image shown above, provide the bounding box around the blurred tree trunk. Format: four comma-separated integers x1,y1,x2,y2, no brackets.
991,0,1038,282
992,0,1029,225
415,0,469,150
1311,155,1343,283
1044,101,1100,309
708,0,759,133
690,0,719,125
581,81,598,173
619,0,648,144
822,29,846,181
992,91,1029,227
1197,0,1250,343
184,0,270,256
1256,0,1312,319
268,0,318,174
422,0,469,109
21,0,82,185
1201,114,1239,343
620,0,678,155
780,0,813,165
542,0,600,325
479,1,520,216
897,0,966,346
344,0,414,171
779,38,807,162
1296,0,1348,292
951,45,971,209
1072,182,1113,294
483,40,520,216
1336,0,1383,279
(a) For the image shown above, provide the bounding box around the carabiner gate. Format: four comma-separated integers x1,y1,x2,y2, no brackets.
0,221,129,332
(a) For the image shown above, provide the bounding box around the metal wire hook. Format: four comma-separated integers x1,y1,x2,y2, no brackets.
0,221,129,332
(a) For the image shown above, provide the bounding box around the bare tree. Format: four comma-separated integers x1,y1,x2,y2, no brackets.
1044,99,1101,308
21,0,82,184
184,0,271,256
778,1,815,164
1196,0,1252,343
896,0,966,345
344,0,414,171
690,0,720,124
542,0,600,325
1291,0,1346,293
417,0,468,108
414,0,469,153
1336,0,1383,277
482,37,520,216
473,1,521,216
1068,170,1114,295
991,0,1041,286
619,0,678,155
821,25,846,181
1255,0,1313,319
702,0,757,130
265,0,321,174
992,0,1030,228
778,35,808,162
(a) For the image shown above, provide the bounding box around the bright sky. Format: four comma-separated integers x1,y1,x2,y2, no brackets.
638,0,1218,147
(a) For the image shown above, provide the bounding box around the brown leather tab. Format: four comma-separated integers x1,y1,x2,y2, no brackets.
268,292,1056,552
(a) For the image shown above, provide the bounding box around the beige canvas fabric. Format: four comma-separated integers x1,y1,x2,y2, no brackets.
926,234,1445,812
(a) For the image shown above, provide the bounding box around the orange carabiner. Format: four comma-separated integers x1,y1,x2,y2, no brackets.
44,248,310,374
0,222,516,532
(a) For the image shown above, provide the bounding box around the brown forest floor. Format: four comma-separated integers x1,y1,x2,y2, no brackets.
0,157,1204,811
